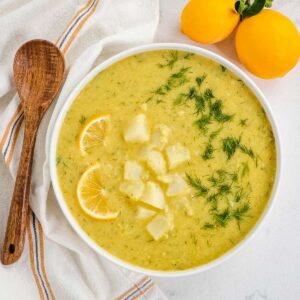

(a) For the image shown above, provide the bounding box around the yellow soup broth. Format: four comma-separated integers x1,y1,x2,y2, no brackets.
56,50,276,271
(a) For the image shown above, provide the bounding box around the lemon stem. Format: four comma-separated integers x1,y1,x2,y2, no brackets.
235,0,273,20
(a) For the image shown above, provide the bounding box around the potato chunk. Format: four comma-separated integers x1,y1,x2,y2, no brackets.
124,161,143,181
158,173,189,196
124,114,149,143
146,215,169,240
136,206,156,220
146,150,167,175
165,143,190,169
119,180,144,200
141,181,165,209
151,124,171,150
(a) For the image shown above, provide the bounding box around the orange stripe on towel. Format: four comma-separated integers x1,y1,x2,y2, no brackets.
55,0,94,45
37,222,56,300
132,282,155,300
61,0,99,54
6,114,24,167
115,276,149,300
27,220,45,300
0,103,22,151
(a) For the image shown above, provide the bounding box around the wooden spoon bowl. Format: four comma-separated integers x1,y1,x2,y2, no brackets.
1,40,65,265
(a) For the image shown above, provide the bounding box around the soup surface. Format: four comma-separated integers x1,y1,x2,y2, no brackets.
56,50,276,271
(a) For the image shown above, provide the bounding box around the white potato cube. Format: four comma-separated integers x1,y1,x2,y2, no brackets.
146,215,169,240
138,145,154,161
146,150,167,175
166,143,191,169
136,206,156,220
124,114,150,143
141,181,165,209
151,124,171,150
119,180,144,200
124,161,143,181
173,197,194,216
165,174,189,197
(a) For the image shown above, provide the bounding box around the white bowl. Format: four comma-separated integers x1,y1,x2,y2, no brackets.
50,43,282,277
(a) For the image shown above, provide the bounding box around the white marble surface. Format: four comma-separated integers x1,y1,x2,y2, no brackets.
0,1,299,299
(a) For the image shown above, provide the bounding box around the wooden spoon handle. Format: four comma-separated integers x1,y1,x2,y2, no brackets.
1,124,38,265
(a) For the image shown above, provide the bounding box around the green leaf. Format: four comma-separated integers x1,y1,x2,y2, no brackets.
242,0,266,18
265,0,273,8
235,0,247,15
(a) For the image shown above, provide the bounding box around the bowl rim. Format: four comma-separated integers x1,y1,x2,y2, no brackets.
49,42,282,277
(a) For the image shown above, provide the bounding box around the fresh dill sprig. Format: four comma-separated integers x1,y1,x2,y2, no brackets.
202,223,216,230
202,142,214,160
232,202,250,222
203,88,214,100
209,99,233,123
241,162,250,177
218,183,231,195
234,188,244,203
150,67,190,102
194,95,206,114
239,144,255,158
239,119,248,127
187,87,197,99
220,65,227,72
158,51,178,69
183,52,195,59
79,115,87,125
195,115,211,132
195,74,207,87
186,173,209,197
209,128,221,141
214,208,231,227
222,137,240,159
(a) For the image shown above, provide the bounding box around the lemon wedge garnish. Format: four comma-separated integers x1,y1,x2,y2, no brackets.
78,115,110,154
77,164,119,220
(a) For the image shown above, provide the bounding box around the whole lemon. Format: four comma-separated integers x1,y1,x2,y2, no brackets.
181,0,240,44
235,10,300,79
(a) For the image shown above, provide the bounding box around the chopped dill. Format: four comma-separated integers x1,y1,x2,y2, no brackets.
209,129,221,141
187,87,197,99
218,183,231,195
222,137,240,159
222,136,256,160
202,223,216,230
195,115,211,132
79,115,87,125
202,143,214,160
150,67,190,102
195,74,207,87
186,173,209,197
158,50,178,69
241,162,250,177
194,94,206,114
214,208,231,227
183,52,195,59
203,88,214,100
232,202,250,222
234,188,244,203
220,65,227,72
239,119,248,127
56,156,61,165
239,144,255,158
209,99,233,123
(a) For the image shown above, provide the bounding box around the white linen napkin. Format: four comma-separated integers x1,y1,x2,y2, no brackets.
0,1,167,299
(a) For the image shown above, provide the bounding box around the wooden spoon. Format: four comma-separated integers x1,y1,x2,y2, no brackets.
1,40,65,265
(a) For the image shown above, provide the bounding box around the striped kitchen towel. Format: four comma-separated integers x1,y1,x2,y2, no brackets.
0,0,166,299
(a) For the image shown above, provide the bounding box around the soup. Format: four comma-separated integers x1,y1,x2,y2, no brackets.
56,50,276,271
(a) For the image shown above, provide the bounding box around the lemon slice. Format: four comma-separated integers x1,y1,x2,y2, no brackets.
78,115,110,154
77,164,119,220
